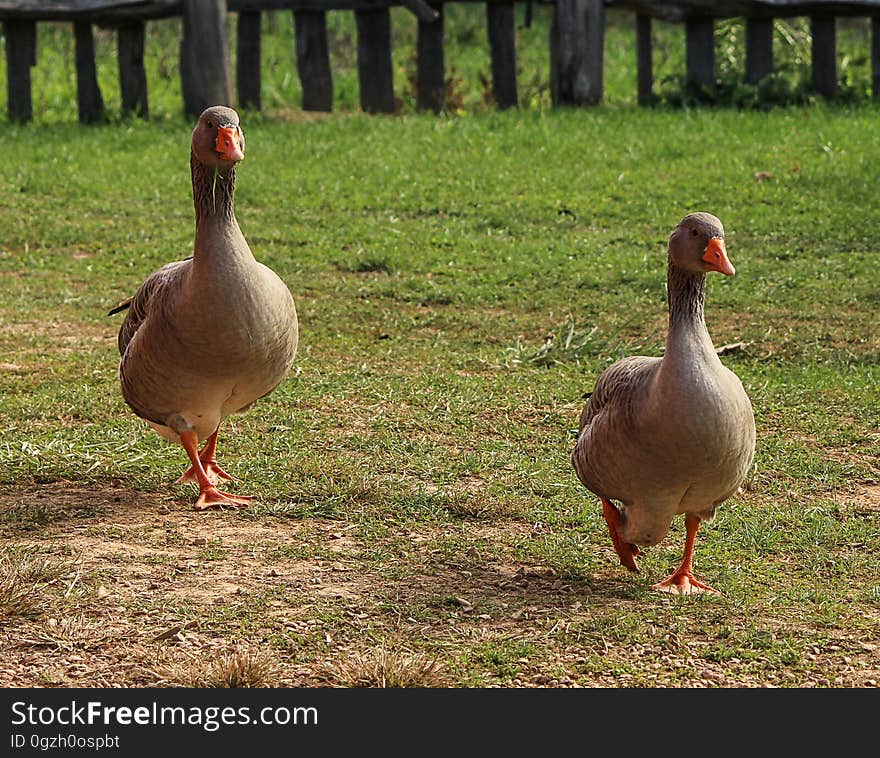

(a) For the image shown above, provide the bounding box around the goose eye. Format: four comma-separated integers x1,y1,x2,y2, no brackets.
206,120,213,129
691,229,699,237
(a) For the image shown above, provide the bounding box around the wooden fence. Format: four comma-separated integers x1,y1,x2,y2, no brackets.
2,0,880,123
621,2,880,103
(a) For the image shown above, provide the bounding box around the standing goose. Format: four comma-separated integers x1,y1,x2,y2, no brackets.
111,105,299,510
571,212,755,594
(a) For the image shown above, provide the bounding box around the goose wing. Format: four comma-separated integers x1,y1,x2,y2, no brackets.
110,257,192,356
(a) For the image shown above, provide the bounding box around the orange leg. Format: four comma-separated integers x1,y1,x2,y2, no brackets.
175,428,237,485
652,513,720,595
178,430,252,511
601,497,640,573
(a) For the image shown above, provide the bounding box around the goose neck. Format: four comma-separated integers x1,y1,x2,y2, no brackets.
191,153,236,229
664,261,717,361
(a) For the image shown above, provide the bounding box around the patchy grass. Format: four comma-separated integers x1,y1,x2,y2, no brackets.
0,69,878,687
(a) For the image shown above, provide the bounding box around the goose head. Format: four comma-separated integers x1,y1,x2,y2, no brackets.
191,105,245,170
668,212,735,276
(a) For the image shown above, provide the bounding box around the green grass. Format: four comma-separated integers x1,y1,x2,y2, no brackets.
0,10,878,689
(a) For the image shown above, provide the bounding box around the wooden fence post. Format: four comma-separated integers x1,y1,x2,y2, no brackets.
636,13,652,105
873,16,880,100
551,0,604,106
237,11,262,110
685,17,714,93
4,20,36,123
487,1,518,109
118,22,148,118
294,10,333,111
74,22,106,123
745,17,773,84
417,2,445,112
355,8,395,113
180,0,233,117
810,16,837,98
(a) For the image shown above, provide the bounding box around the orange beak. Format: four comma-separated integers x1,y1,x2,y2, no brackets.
701,237,735,276
215,126,244,162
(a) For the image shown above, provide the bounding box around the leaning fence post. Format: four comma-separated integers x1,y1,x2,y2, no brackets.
4,19,36,123
118,21,148,118
811,15,838,98
487,1,518,109
872,17,880,100
237,11,262,110
180,0,233,117
417,2,445,112
74,21,106,123
550,0,605,106
636,13,652,105
355,8,395,114
745,17,773,85
685,17,715,94
294,10,333,111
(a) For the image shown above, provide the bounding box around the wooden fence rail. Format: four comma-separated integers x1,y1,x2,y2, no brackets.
2,0,880,123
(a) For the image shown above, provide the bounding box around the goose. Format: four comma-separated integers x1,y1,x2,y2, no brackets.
110,105,299,510
571,212,755,594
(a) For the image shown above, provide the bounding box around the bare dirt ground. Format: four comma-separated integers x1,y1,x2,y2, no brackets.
2,482,878,689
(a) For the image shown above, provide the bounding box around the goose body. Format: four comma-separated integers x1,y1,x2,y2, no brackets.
113,106,298,509
571,213,755,593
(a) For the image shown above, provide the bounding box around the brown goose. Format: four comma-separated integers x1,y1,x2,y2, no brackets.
571,212,755,594
110,105,298,510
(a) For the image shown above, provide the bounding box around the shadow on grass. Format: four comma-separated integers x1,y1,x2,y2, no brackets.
0,481,163,535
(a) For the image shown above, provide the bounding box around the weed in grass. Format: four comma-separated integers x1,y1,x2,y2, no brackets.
440,491,518,521
334,255,394,275
468,639,535,683
19,614,105,652
247,499,347,521
198,545,228,562
154,645,281,688
322,646,445,688
0,546,76,620
504,315,648,368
